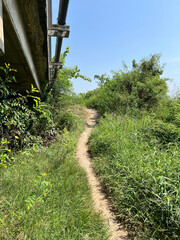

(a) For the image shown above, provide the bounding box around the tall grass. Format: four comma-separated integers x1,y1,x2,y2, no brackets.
89,114,180,239
0,111,108,239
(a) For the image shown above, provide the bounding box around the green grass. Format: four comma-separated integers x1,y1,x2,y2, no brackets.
0,113,108,239
89,113,180,240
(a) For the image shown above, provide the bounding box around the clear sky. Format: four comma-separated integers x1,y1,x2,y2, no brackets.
52,0,180,94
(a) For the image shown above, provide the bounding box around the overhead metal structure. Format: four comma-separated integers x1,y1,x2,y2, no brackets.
0,0,70,94
0,0,49,94
47,0,70,81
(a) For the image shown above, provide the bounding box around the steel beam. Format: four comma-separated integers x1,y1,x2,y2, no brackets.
3,0,41,92
49,62,62,69
48,24,70,38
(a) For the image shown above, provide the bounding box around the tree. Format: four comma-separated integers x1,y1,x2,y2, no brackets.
47,47,91,109
86,54,169,114
94,74,110,87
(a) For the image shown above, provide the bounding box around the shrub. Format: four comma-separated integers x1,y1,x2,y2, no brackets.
86,55,168,115
146,119,180,145
0,64,56,159
54,112,79,131
152,97,180,127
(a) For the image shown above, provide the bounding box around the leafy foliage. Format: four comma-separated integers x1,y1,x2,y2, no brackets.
0,64,56,166
0,47,92,168
86,55,168,115
47,47,91,110
46,47,91,131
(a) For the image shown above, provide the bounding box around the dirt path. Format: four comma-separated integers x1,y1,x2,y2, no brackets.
76,109,129,240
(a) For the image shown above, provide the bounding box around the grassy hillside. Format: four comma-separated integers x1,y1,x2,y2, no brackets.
89,114,180,239
86,55,180,239
0,106,108,239
0,52,108,239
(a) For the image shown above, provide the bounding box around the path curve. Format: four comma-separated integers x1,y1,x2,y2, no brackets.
76,109,129,240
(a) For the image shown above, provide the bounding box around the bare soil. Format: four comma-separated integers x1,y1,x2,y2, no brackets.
76,109,129,240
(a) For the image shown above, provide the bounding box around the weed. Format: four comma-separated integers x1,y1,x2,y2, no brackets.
0,113,108,239
89,114,180,239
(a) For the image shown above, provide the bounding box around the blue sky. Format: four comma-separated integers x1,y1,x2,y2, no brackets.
52,0,180,94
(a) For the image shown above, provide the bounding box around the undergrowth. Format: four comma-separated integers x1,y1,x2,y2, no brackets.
0,48,91,165
0,49,108,239
89,114,180,239
0,112,108,239
0,64,56,167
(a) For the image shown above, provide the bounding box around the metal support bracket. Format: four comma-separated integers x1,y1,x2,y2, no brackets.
49,62,62,69
48,24,70,38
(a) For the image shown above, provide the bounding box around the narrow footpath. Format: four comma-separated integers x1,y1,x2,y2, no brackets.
76,109,129,240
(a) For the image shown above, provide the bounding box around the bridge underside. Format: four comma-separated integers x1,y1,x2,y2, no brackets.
0,0,48,94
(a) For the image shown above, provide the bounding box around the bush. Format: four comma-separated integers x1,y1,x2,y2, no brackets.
86,55,168,115
0,64,56,161
146,119,180,145
54,112,79,131
152,97,180,127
